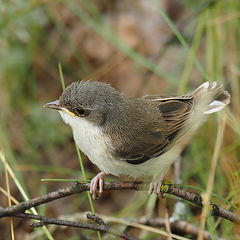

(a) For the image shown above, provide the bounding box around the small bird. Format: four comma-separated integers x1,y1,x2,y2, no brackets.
44,81,230,200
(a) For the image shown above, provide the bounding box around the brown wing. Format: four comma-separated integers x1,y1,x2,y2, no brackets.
119,95,193,165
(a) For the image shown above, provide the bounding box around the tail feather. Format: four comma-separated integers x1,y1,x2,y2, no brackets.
193,81,230,115
204,100,226,114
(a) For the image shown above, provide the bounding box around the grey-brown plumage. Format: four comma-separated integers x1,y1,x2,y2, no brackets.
106,96,194,165
44,80,230,199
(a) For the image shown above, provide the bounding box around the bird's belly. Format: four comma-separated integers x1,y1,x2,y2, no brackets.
105,145,181,179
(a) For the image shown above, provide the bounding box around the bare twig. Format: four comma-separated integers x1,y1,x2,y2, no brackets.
87,213,106,226
137,217,226,240
0,181,239,223
59,212,227,240
14,212,138,240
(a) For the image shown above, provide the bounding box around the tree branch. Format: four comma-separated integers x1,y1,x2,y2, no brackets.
14,212,138,240
0,181,239,224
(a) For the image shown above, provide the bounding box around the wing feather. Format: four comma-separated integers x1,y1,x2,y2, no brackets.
118,95,193,164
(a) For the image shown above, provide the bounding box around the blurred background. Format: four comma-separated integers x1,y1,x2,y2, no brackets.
0,0,240,239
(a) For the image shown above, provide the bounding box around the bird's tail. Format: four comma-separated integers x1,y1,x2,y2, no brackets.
193,82,230,115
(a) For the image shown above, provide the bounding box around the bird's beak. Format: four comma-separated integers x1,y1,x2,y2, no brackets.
43,100,62,110
43,100,77,117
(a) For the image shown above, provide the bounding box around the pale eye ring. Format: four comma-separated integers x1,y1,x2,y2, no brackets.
74,107,90,117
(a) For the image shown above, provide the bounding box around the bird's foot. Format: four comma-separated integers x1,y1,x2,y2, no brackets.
148,176,164,198
90,172,107,200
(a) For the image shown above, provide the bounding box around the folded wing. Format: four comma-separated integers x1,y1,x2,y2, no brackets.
118,95,193,164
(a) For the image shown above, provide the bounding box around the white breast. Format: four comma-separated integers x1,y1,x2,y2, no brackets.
59,111,117,173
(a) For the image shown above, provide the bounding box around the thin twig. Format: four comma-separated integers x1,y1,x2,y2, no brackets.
137,217,226,240
63,212,226,240
0,181,239,223
14,212,138,240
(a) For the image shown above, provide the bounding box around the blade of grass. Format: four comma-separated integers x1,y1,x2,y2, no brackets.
0,150,54,240
0,186,19,205
58,63,66,91
96,214,191,240
205,9,214,81
205,5,225,235
178,13,205,94
197,115,226,240
0,130,28,194
58,63,102,240
4,163,15,240
226,109,240,136
41,178,90,182
155,0,211,82
214,7,224,83
75,146,97,215
139,194,158,239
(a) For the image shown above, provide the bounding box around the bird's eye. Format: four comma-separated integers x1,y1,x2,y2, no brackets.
74,108,90,117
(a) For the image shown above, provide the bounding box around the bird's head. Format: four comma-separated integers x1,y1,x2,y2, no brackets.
44,81,125,126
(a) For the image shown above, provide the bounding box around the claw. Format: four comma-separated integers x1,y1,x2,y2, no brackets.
148,175,164,198
148,182,154,195
89,172,107,200
99,178,103,195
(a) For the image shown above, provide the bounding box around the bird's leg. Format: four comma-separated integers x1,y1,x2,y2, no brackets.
148,174,164,198
90,172,107,200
